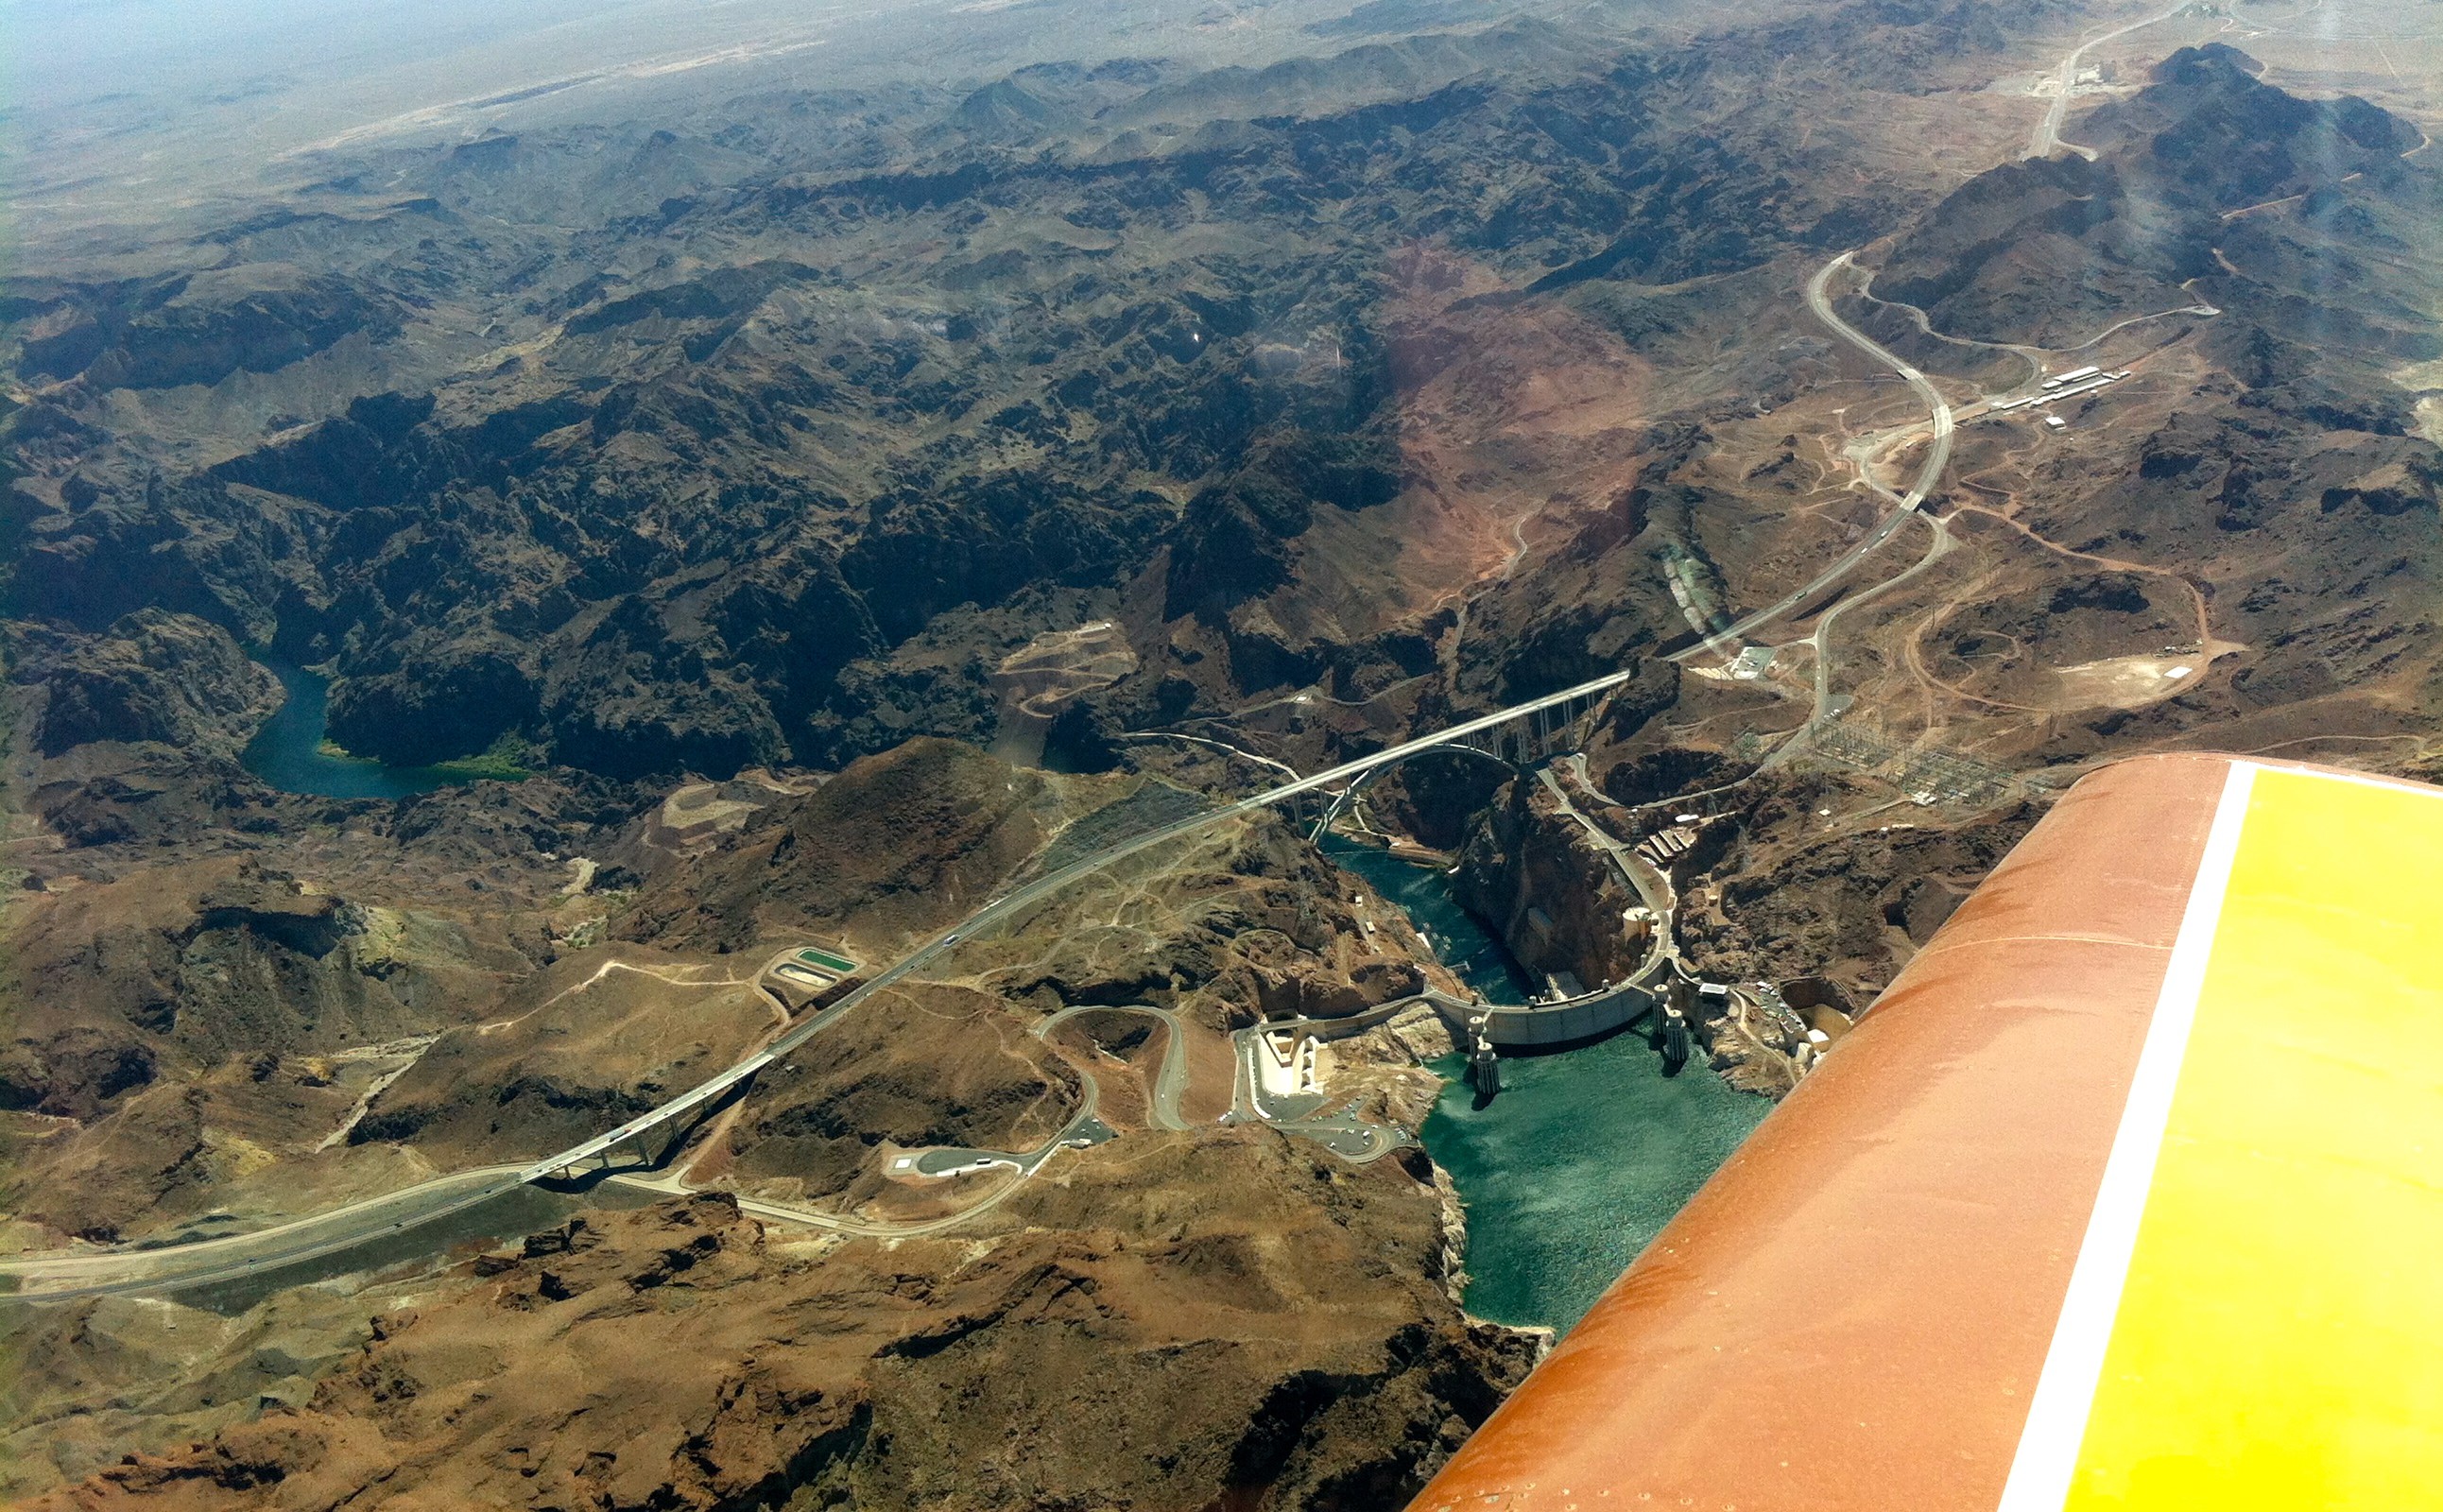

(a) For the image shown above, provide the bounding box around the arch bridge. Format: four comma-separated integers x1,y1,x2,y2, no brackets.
1297,688,1609,842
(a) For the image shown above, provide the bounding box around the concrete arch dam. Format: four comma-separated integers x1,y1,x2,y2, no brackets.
1267,976,1660,1055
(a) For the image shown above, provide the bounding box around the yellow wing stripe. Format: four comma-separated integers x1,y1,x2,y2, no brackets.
2058,765,2443,1507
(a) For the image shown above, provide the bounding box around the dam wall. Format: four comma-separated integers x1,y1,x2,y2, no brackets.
1475,981,1655,1047
1274,982,1655,1052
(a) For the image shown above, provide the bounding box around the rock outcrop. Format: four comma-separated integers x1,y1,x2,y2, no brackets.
1454,778,1651,997
8,611,281,759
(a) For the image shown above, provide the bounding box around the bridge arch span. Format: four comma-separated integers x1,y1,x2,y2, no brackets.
1307,741,1518,839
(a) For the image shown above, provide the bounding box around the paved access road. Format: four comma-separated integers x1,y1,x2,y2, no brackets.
2029,4,2193,161
1036,1004,1192,1132
1229,1028,1409,1162
1802,514,1957,727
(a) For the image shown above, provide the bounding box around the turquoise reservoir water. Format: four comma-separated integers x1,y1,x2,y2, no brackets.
240,661,484,799
1323,836,1769,1333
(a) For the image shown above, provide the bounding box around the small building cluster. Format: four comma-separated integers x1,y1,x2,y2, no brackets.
1987,364,2133,431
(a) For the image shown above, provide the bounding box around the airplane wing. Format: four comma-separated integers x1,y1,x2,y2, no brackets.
1411,752,2443,1512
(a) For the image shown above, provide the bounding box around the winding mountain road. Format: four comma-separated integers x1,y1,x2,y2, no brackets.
1674,250,1954,662
1036,1004,1192,1132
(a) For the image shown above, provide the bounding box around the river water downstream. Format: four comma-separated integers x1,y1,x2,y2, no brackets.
1323,837,1768,1333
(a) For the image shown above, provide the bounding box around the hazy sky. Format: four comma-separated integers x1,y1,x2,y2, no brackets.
5,0,645,110
0,0,906,229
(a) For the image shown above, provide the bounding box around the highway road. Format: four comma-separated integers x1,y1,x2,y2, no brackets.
1674,250,1954,663
0,1164,525,1286
3,665,1641,1302
4,244,1964,1306
0,1164,541,1301
570,658,1643,1166
1803,514,1957,728
4,241,1974,1311
2028,3,2192,160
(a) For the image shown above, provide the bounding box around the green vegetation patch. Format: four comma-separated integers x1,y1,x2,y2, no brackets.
317,730,537,782
426,733,541,782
